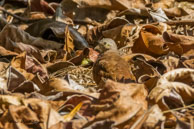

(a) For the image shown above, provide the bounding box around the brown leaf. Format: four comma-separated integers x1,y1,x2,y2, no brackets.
119,8,169,22
49,120,87,129
64,26,75,55
143,105,165,129
28,12,47,20
0,98,64,129
11,52,48,86
0,95,23,108
82,120,115,129
132,25,169,56
0,24,63,50
7,66,40,92
91,80,147,128
47,77,71,92
176,116,191,129
181,58,194,69
47,61,74,74
62,94,94,118
0,62,10,90
130,104,165,129
163,31,194,55
66,0,147,11
25,19,89,50
148,68,194,110
40,49,64,63
164,7,188,17
122,53,164,83
102,25,129,48
0,46,18,57
13,42,46,63
158,53,180,72
30,0,55,15
152,0,174,9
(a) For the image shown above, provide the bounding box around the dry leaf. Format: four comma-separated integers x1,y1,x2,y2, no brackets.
148,68,194,109
0,24,63,50
91,80,147,128
25,19,89,50
163,31,194,55
132,25,169,56
64,26,75,56
11,52,49,89
30,0,55,15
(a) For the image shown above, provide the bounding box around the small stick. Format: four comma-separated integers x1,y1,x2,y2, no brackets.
0,6,43,23
163,104,194,114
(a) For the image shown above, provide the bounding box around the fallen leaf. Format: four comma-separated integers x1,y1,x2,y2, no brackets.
163,31,194,55
30,0,55,15
11,52,49,88
25,19,89,50
0,24,63,50
132,25,169,56
91,80,147,128
64,26,75,57
148,68,194,110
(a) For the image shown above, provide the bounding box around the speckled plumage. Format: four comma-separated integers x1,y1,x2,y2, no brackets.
93,49,135,85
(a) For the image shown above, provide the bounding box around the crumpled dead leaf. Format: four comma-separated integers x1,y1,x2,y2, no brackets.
12,42,46,63
132,25,169,56
119,8,169,22
30,0,55,15
90,80,147,128
148,68,194,109
0,97,65,129
63,25,75,59
122,53,165,83
62,0,147,12
0,24,63,50
163,31,194,55
164,7,188,17
11,52,49,89
7,66,40,92
25,19,89,50
0,46,18,57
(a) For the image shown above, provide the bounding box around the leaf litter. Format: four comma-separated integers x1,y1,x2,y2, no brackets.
0,0,193,129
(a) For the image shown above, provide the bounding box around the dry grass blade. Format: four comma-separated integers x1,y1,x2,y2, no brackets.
50,66,96,87
162,104,194,114
63,102,83,122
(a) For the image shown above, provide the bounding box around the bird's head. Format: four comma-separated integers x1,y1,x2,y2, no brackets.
94,38,118,53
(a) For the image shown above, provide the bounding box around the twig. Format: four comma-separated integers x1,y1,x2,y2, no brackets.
0,6,43,23
163,104,194,114
0,6,99,25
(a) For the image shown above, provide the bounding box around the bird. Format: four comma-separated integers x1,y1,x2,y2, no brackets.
94,38,118,53
93,38,135,86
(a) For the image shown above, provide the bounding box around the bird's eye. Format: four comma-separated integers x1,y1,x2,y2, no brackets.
105,43,110,47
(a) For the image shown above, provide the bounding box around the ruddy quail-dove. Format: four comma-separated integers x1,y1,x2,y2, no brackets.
93,38,135,85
